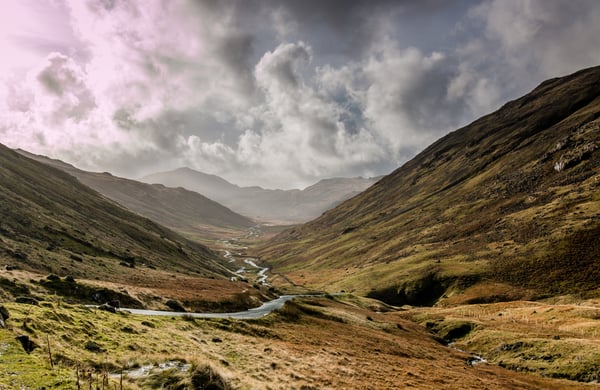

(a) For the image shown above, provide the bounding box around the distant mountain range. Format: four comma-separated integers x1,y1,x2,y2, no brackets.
141,168,381,223
257,65,600,305
18,151,255,241
0,143,233,283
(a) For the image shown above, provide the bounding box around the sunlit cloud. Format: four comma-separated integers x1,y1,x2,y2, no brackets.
1,0,600,189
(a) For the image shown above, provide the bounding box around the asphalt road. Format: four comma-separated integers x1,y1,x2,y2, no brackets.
119,295,303,319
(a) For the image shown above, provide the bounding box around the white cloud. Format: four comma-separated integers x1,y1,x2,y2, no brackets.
2,0,600,189
455,0,600,112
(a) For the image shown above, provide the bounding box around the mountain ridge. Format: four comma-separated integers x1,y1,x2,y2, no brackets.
17,151,255,241
0,143,235,284
141,167,381,223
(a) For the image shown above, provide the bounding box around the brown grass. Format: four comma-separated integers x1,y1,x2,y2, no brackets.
403,298,600,383
1,295,588,389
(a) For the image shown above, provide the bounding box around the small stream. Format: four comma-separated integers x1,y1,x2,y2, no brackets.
221,232,270,286
448,342,488,366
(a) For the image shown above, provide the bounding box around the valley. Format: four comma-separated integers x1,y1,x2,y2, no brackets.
1,65,600,389
141,168,380,224
17,151,256,243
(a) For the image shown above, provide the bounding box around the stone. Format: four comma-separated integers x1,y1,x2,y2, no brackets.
0,305,10,321
98,303,117,313
16,335,38,353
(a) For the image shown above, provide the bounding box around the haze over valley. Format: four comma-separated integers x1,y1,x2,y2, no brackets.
141,167,380,224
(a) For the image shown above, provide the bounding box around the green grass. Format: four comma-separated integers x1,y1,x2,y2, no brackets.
0,300,234,389
407,299,600,383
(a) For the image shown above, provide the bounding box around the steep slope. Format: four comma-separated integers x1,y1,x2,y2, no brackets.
0,143,234,283
17,152,255,240
258,65,600,304
141,168,379,223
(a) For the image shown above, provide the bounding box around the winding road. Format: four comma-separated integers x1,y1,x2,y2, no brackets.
119,295,313,319
117,229,317,319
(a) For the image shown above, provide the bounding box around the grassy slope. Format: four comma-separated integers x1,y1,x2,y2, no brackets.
405,298,600,383
0,143,234,285
0,296,585,389
18,151,255,241
257,65,600,303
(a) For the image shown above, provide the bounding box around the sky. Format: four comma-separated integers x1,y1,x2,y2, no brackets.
1,0,600,189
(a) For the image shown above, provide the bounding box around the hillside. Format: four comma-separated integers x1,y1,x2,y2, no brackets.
257,65,600,305
17,151,255,241
0,143,235,286
141,167,380,223
1,295,582,389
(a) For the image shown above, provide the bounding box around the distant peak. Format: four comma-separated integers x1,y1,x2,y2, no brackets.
175,166,195,172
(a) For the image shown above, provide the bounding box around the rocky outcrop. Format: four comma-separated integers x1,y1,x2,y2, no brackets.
165,299,187,312
0,305,9,328
550,120,599,172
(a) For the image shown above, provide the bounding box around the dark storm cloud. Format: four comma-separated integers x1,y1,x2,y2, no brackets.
215,33,256,92
2,0,600,188
399,56,468,132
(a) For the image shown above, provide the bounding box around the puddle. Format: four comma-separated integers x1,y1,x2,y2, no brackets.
112,361,192,379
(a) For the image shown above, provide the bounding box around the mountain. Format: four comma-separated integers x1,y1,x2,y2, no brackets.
17,151,255,241
257,65,600,305
0,143,234,283
141,167,380,223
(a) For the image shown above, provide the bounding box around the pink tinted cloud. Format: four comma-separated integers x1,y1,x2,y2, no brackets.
3,0,600,188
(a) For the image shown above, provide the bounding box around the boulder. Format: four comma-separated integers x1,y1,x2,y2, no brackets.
0,304,9,328
98,303,117,313
0,305,9,321
16,335,39,353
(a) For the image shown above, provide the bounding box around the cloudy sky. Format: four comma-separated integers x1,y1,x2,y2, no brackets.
1,0,600,189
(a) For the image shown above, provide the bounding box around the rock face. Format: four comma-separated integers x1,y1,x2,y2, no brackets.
165,299,187,312
550,120,599,172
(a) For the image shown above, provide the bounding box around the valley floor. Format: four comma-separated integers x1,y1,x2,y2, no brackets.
0,294,596,389
1,229,599,388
